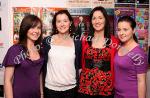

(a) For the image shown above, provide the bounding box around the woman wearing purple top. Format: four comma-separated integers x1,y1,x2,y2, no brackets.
3,15,44,98
114,16,148,98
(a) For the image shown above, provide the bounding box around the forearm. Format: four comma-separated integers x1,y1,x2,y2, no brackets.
4,80,13,98
138,73,146,98
138,81,146,98
40,72,44,97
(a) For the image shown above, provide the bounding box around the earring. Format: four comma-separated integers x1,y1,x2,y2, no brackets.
56,29,58,33
69,26,71,32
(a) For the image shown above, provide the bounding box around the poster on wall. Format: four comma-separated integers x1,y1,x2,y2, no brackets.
135,5,149,52
106,9,114,34
13,7,31,44
68,8,91,37
66,0,91,8
137,0,149,4
13,7,64,44
41,8,65,38
92,0,114,8
115,0,135,3
114,4,135,35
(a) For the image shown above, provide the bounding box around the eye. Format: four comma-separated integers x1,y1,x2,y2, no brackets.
56,20,61,23
92,17,96,20
37,26,41,29
123,28,128,31
64,20,68,22
117,28,121,32
98,16,103,19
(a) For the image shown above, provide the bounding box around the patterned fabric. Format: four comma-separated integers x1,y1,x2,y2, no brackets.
78,47,113,96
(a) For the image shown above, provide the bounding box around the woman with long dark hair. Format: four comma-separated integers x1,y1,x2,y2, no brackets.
3,14,44,98
77,6,119,98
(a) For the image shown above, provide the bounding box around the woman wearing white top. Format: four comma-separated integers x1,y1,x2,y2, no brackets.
42,10,82,98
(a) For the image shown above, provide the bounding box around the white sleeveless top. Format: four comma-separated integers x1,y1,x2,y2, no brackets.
45,44,76,91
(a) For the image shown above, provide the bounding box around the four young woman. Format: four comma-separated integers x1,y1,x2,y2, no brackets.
2,6,148,98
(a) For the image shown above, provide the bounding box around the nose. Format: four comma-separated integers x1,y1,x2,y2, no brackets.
60,22,65,27
95,19,100,23
34,27,40,33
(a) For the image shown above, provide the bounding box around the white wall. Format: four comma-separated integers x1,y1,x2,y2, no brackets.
0,0,10,85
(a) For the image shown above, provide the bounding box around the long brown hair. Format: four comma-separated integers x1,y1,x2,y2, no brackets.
18,14,43,52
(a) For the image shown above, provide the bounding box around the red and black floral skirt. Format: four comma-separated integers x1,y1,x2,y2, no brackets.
78,68,113,96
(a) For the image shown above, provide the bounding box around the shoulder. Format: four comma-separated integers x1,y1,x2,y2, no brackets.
133,45,146,55
110,35,119,43
8,44,23,53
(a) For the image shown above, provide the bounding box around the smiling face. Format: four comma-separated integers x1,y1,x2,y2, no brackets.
56,13,71,34
27,23,42,42
117,21,135,43
91,10,105,32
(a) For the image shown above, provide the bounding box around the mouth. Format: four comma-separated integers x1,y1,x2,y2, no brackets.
119,35,126,39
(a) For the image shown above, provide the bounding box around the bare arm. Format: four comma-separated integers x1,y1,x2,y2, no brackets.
4,67,15,98
40,72,44,98
137,73,146,98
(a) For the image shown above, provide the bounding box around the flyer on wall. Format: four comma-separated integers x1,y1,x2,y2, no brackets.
66,0,91,8
92,0,114,8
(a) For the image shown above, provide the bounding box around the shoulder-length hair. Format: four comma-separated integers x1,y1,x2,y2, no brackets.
51,10,75,37
18,14,43,51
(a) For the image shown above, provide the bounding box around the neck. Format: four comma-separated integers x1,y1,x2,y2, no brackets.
122,38,137,49
94,30,105,39
57,33,70,39
27,39,35,50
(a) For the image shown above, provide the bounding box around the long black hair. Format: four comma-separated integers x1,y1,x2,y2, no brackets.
88,6,111,46
117,16,138,42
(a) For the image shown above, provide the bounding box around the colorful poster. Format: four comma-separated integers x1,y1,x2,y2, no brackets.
13,7,31,44
135,5,149,52
66,0,91,8
136,30,148,52
114,4,135,35
135,8,149,30
13,7,65,43
92,0,114,8
41,8,64,38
